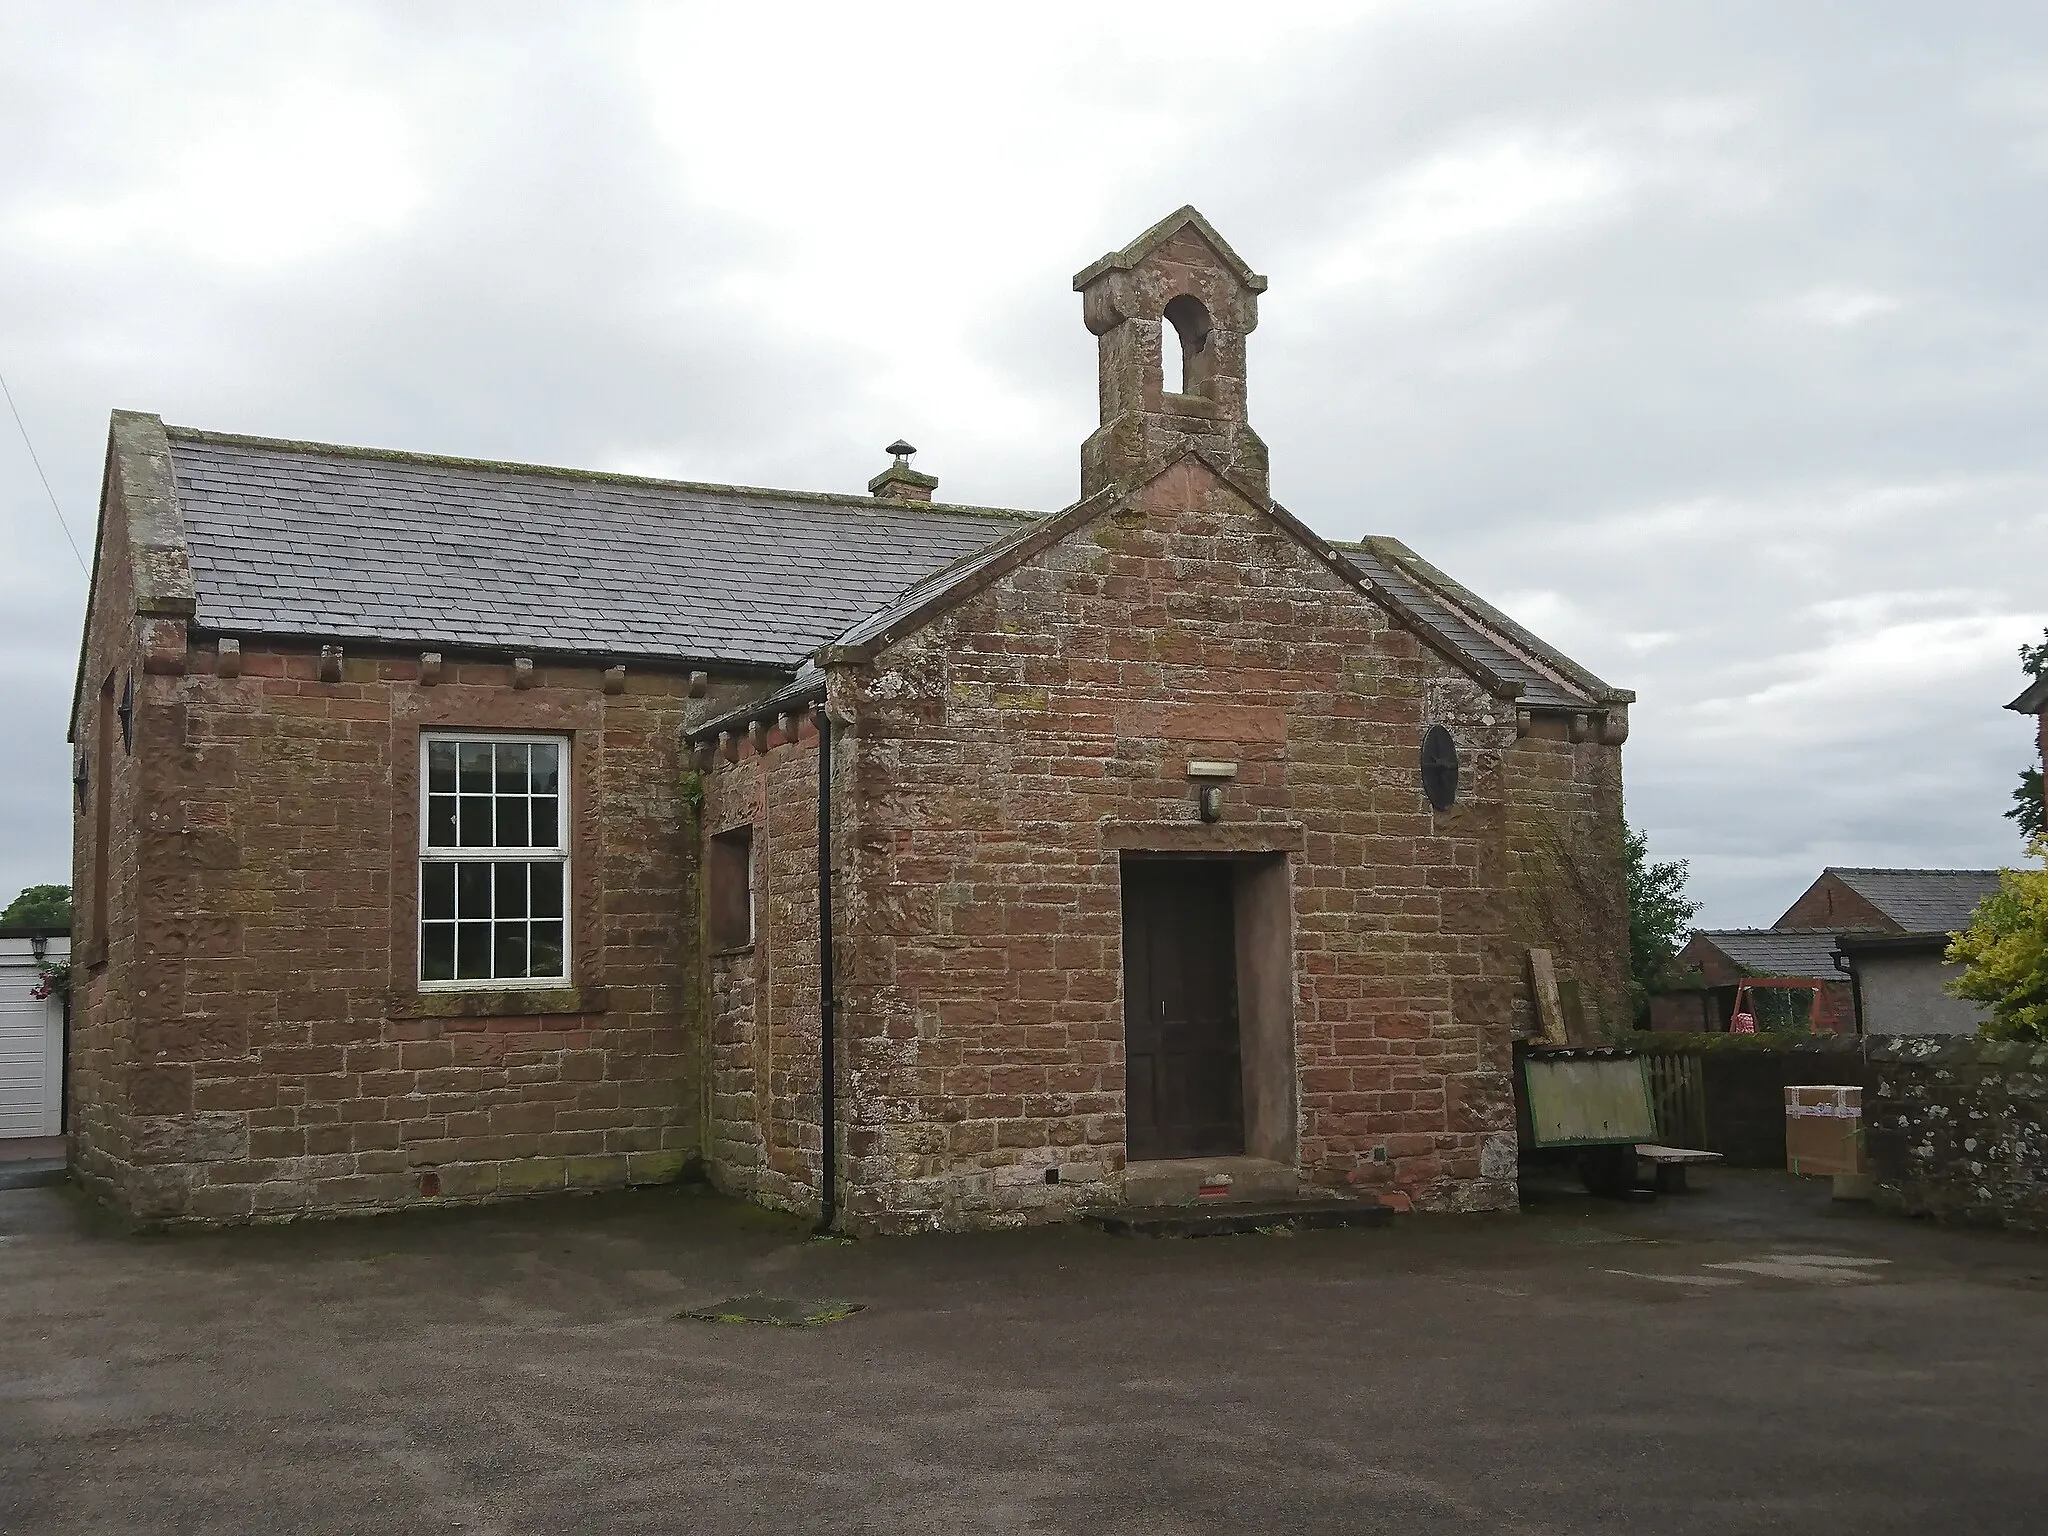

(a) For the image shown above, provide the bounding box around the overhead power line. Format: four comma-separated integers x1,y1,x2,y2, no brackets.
0,367,88,576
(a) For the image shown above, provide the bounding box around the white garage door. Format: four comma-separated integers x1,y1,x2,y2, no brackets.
0,937,65,1139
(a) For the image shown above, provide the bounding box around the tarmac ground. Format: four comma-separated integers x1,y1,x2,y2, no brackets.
4,1166,2046,1534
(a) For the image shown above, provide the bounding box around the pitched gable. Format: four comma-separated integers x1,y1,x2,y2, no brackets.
816,449,1613,712
1071,205,1268,294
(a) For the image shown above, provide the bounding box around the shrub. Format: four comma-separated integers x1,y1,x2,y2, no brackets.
1946,843,2048,1042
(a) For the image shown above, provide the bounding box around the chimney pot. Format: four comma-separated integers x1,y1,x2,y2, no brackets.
868,440,938,503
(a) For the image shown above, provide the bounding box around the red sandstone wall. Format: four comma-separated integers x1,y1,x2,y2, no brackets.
1503,728,1629,1038
72,638,705,1223
67,475,146,1202
780,457,1532,1229
702,714,826,1213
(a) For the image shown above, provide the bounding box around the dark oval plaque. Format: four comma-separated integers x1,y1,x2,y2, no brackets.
1420,724,1459,811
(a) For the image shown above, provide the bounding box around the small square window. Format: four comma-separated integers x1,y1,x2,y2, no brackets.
709,827,754,949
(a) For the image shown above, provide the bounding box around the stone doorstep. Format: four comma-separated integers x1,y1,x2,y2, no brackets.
1122,1155,1300,1208
1087,1200,1393,1239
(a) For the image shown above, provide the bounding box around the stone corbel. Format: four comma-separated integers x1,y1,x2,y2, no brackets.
1567,713,1591,743
512,657,535,690
418,652,442,687
602,665,626,696
318,645,344,683
1081,272,1137,336
1598,704,1630,746
747,719,769,754
1515,709,1535,739
216,638,241,678
140,618,187,676
687,671,708,699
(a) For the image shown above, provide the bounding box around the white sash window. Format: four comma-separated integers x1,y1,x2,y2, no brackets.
419,733,570,987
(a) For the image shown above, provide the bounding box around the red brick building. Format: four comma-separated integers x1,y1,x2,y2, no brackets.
1675,868,2000,1034
68,209,1630,1228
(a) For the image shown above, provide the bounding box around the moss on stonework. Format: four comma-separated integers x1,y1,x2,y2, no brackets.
1342,659,1381,696
1510,804,1626,1038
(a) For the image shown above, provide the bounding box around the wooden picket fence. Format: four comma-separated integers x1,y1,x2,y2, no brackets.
1643,1051,1709,1148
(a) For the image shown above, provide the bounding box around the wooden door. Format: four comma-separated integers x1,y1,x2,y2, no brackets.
1122,861,1244,1161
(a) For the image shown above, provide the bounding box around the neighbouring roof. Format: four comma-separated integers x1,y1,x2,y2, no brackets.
2009,675,2048,713
1687,929,1846,979
167,429,1031,670
1836,932,1954,958
0,923,71,940
154,423,1623,712
1821,868,2001,935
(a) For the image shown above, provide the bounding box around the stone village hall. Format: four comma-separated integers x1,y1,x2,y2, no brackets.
66,209,1630,1230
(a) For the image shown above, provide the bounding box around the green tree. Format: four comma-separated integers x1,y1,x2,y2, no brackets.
1626,825,1699,1021
2011,766,2045,843
1946,843,2048,1042
2007,629,2048,843
1,884,71,928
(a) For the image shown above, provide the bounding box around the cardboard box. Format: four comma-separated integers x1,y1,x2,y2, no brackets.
1786,1085,1863,1177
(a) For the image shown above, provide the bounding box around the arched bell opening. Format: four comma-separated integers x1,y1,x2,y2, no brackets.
1162,293,1215,399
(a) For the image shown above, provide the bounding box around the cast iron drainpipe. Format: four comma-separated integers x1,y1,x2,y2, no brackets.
814,704,838,1234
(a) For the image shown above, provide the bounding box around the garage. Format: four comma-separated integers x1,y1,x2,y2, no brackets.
0,927,66,1141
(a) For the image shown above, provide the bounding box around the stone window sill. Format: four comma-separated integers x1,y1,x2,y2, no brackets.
710,943,755,960
388,985,606,1020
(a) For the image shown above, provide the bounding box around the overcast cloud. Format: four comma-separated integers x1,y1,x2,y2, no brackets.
3,1,2045,926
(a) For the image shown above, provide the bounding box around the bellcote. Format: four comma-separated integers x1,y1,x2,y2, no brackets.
1073,206,1270,502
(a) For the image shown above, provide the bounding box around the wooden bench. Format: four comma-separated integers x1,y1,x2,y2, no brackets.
1635,1144,1722,1194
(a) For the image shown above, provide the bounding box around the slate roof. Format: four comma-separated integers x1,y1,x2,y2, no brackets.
1688,929,1846,979
161,425,1623,714
1340,537,1617,710
1823,868,2001,935
167,429,1031,670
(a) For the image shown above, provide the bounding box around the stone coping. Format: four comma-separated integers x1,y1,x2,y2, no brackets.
1630,1030,2048,1069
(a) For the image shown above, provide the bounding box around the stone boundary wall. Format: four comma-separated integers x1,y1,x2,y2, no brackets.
1634,1032,2048,1235
1863,1036,2048,1235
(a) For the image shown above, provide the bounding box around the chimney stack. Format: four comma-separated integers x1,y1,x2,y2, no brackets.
868,439,937,503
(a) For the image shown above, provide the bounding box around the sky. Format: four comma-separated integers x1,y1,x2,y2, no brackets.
3,1,2045,928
